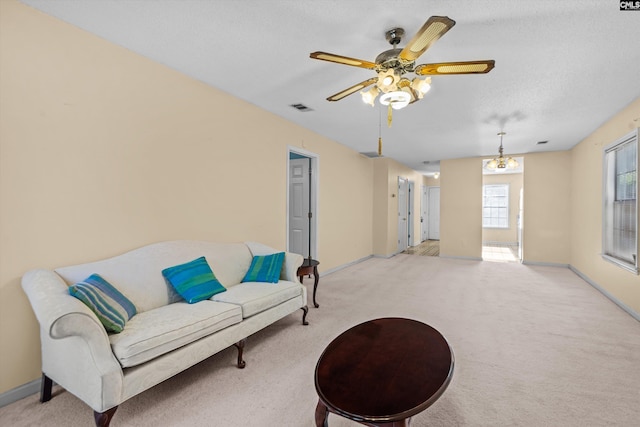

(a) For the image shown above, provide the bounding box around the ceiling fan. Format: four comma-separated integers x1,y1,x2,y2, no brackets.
310,16,495,117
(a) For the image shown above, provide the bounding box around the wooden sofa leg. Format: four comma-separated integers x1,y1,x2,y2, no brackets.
234,339,246,369
40,373,53,403
94,406,118,427
301,305,309,325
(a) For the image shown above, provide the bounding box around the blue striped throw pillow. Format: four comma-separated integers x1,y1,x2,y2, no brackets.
68,274,137,334
162,256,226,304
242,252,285,283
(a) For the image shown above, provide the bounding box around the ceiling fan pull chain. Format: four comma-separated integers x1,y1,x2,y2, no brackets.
387,103,393,127
378,137,383,156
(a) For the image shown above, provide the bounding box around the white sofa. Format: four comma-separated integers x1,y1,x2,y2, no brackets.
21,240,307,426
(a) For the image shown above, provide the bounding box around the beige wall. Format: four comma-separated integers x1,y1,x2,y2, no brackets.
372,159,389,255
522,151,572,264
482,172,523,243
423,176,440,187
440,158,483,259
570,97,640,314
0,1,373,393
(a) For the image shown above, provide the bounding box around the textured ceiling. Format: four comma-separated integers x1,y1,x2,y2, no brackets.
20,0,640,175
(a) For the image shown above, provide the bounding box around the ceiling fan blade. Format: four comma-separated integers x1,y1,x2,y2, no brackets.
415,60,495,75
310,51,377,69
399,16,456,62
327,78,378,102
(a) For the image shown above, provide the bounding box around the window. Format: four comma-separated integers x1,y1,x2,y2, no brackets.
603,129,638,273
483,184,509,228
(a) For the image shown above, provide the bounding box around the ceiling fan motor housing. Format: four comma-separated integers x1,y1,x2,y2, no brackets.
375,48,415,75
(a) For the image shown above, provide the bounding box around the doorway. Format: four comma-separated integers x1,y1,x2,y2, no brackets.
420,185,441,241
287,147,318,259
412,185,440,257
397,177,409,253
427,187,440,240
421,186,428,242
481,158,524,262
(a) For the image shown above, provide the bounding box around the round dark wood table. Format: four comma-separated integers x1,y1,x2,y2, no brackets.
314,317,454,427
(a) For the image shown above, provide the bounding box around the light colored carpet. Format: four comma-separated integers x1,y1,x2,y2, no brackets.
2,255,640,426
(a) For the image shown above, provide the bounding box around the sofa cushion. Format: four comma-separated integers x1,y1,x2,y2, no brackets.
242,252,285,283
212,280,302,318
109,300,242,367
162,256,226,304
68,274,137,333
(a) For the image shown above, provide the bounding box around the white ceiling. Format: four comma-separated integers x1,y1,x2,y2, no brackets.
20,0,640,175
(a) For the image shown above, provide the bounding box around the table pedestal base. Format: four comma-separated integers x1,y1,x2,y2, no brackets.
315,400,411,427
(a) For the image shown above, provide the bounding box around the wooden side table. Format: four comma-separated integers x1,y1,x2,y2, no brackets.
298,258,320,308
314,318,454,426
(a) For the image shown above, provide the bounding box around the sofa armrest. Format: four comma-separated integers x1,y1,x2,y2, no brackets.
244,242,304,282
22,269,122,402
282,252,304,282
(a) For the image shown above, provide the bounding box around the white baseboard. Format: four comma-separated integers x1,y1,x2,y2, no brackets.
0,378,40,409
522,260,570,268
321,255,373,276
569,265,640,322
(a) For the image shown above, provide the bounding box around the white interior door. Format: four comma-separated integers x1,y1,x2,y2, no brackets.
421,186,428,241
288,158,309,257
428,186,440,240
397,177,409,252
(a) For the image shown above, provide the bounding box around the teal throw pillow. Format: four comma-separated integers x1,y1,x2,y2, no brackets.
162,256,226,304
242,252,285,283
68,273,137,334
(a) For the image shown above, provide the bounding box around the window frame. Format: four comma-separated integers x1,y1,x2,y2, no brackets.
482,183,510,229
602,129,639,274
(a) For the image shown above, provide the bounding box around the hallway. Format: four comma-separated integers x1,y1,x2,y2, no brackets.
403,240,520,263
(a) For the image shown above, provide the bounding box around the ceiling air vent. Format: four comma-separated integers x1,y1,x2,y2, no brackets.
290,103,313,112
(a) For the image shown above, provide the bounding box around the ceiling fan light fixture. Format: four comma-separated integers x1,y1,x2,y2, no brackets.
377,69,399,93
360,86,380,106
411,77,431,98
379,91,411,110
400,86,417,103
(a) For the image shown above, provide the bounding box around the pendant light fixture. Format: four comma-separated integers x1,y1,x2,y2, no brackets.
486,132,518,171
